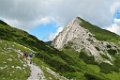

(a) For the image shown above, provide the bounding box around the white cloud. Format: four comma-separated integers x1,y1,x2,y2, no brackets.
49,27,63,41
39,17,54,24
107,23,120,35
110,1,120,14
107,18,120,35
114,18,120,25
0,0,119,29
1,16,55,30
106,1,120,35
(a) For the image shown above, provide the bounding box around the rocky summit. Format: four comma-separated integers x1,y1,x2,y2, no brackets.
52,17,120,64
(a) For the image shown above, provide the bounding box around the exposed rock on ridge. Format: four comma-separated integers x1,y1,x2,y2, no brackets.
52,17,120,63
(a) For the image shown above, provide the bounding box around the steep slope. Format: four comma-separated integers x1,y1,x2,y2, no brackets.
52,17,120,80
52,17,120,63
0,20,69,80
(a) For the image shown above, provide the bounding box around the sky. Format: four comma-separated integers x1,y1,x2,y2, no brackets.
0,0,120,41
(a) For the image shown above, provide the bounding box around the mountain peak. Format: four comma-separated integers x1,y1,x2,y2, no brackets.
52,17,87,49
72,16,82,23
76,16,82,20
52,17,120,63
52,17,95,52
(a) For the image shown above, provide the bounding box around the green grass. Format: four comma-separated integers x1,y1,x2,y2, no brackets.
62,48,120,80
0,40,31,80
106,72,120,80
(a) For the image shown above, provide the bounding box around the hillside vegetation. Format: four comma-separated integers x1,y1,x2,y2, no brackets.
1,19,120,80
0,40,30,80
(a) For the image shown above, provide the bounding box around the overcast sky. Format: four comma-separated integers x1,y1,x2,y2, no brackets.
0,0,120,41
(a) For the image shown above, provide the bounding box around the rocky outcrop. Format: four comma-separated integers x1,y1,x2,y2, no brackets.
52,17,120,63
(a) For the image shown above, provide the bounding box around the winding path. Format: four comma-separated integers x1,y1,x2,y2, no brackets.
14,47,46,80
27,63,46,80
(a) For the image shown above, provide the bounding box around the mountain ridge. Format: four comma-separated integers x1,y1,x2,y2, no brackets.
52,17,120,64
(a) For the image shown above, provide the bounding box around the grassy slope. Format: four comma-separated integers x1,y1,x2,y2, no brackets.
0,40,31,80
77,17,120,45
63,48,120,80
0,21,62,80
0,19,120,80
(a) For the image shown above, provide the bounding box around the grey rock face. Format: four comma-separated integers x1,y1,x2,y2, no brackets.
52,17,120,63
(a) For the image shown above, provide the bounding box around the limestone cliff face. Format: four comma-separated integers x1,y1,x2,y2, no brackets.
52,17,120,63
